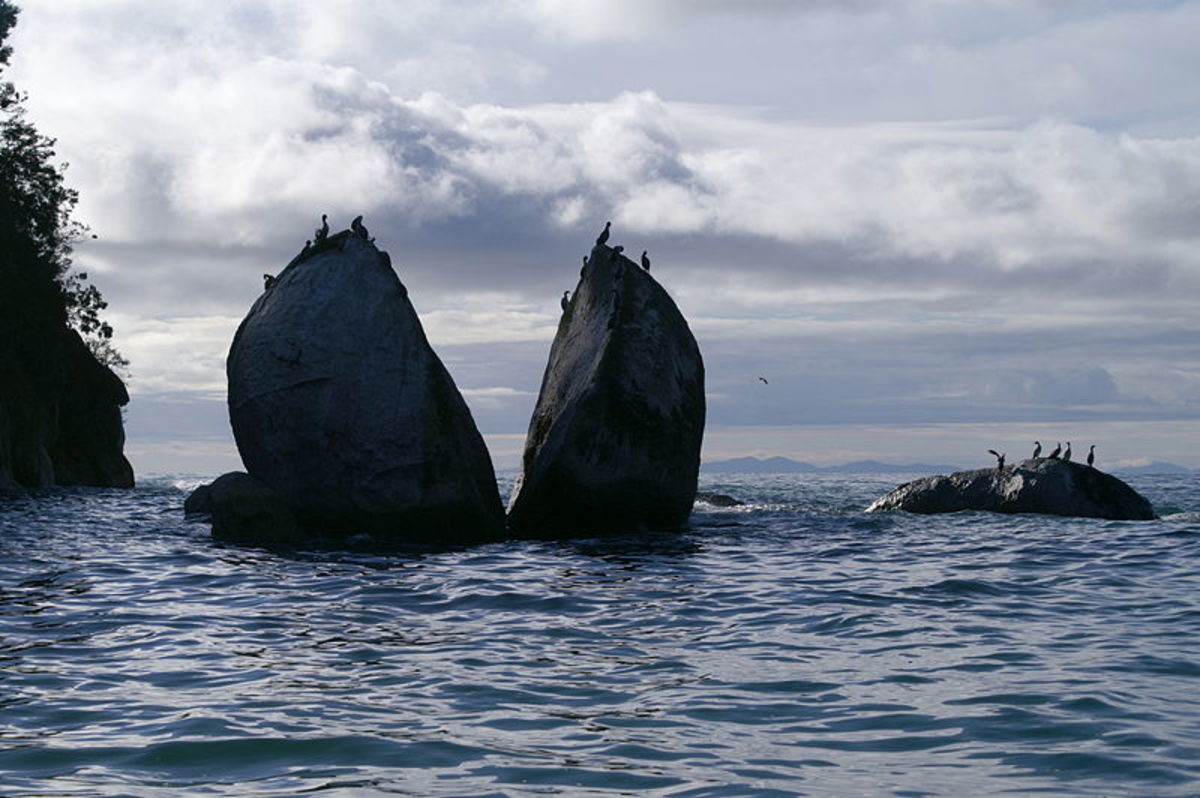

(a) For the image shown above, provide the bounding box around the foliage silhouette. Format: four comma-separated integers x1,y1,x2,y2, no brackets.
0,1,125,372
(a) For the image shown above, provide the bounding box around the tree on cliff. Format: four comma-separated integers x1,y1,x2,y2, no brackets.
0,1,125,371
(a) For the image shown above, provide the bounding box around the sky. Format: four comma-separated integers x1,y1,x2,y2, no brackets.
8,0,1200,473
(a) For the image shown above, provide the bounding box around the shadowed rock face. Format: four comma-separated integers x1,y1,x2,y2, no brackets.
507,244,706,537
1,327,132,492
227,233,505,544
866,458,1156,520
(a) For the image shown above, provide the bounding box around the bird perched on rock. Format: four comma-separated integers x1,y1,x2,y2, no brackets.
351,215,369,240
641,251,651,271
596,221,611,246
1063,442,1072,462
1032,440,1042,458
1087,445,1095,468
582,255,589,266
1048,442,1062,459
315,214,329,242
263,274,276,290
613,245,624,255
560,290,570,312
988,449,1006,472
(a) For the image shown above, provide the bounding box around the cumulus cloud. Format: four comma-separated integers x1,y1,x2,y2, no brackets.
7,0,1200,467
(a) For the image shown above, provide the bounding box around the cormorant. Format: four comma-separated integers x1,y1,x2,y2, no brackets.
263,274,276,290
613,245,624,254
758,376,769,385
300,239,312,258
315,214,329,241
988,449,1006,471
596,221,611,246
1063,442,1072,462
561,290,570,312
641,250,651,271
351,215,369,239
1033,440,1042,458
1048,442,1062,459
583,256,588,266
1087,445,1095,468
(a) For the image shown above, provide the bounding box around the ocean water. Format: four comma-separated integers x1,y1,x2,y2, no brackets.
2,471,1198,797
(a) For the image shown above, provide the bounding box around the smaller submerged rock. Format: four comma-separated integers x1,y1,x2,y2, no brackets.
186,471,303,546
866,458,1156,520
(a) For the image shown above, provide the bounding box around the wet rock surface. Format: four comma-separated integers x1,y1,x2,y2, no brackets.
867,458,1156,520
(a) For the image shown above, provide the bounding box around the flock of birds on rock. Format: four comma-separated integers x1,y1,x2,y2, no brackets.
264,214,375,290
987,441,1097,472
561,222,653,314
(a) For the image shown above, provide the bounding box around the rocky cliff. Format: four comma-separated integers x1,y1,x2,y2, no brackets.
866,458,1156,520
224,230,505,544
0,327,133,492
506,243,706,536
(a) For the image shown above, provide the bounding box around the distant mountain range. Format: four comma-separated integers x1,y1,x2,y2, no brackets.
701,456,967,475
701,456,1198,475
1111,461,1198,475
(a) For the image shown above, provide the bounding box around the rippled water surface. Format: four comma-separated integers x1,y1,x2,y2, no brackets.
2,472,1199,796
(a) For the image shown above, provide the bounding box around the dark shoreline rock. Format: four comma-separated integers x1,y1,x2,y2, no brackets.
507,243,706,537
1,327,133,491
867,458,1156,520
225,232,504,545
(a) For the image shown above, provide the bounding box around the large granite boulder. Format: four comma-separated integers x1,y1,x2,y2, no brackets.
866,458,1156,520
507,243,706,536
226,230,505,544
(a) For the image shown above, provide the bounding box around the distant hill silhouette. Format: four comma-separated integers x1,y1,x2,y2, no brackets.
702,456,1197,476
702,456,966,475
1112,461,1196,475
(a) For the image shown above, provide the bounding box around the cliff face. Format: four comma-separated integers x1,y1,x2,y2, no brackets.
506,243,706,536
0,327,134,492
225,231,505,544
866,458,1156,521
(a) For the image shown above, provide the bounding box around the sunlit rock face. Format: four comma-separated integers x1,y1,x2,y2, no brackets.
507,243,706,537
867,458,1156,520
227,231,505,544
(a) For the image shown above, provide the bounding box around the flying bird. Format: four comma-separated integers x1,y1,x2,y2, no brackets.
596,221,611,246
758,376,768,385
1063,442,1072,462
1086,445,1095,468
641,250,651,271
1032,440,1042,458
988,449,1006,471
